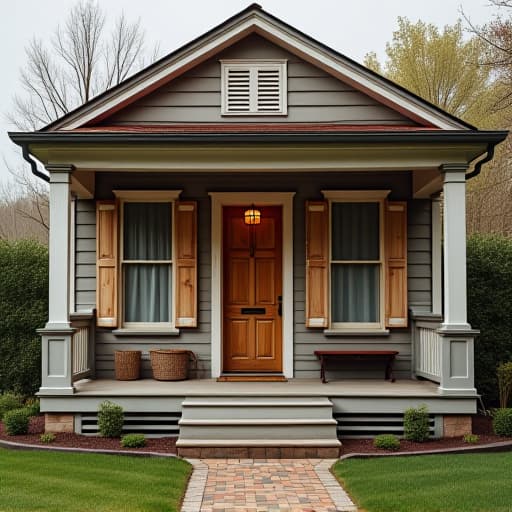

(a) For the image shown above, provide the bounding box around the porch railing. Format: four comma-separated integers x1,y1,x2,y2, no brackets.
411,313,442,383
70,310,95,382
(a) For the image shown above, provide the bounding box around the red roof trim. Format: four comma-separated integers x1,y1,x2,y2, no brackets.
70,124,441,134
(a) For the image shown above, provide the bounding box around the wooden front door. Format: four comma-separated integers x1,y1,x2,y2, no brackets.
223,206,283,372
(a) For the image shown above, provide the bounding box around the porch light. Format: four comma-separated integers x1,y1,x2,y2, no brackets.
244,208,261,225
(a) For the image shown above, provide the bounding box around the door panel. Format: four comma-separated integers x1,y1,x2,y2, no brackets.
223,206,282,372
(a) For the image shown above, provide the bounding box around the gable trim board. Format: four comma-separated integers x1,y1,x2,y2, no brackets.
41,5,472,132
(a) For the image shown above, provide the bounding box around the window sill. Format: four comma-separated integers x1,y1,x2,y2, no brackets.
323,329,390,337
112,328,180,337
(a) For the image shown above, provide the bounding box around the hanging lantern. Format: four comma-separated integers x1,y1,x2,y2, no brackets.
244,207,261,225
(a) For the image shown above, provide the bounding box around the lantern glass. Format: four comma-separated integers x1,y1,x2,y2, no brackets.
244,208,261,225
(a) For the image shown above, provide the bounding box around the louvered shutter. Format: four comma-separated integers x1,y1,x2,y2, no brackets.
305,201,329,328
175,201,198,328
96,201,118,327
226,68,251,113
257,68,281,112
385,201,408,328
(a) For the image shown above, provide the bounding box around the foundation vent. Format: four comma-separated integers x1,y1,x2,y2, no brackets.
334,413,438,438
79,412,181,437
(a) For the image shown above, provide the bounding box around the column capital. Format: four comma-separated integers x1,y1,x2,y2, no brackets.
439,163,468,183
46,164,75,184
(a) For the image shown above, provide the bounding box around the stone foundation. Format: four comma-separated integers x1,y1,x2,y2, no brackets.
45,413,74,433
177,446,341,459
443,415,472,437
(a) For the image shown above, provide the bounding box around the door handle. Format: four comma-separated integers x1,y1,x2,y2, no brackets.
277,296,282,316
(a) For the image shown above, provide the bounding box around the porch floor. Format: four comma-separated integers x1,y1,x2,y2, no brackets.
74,378,441,397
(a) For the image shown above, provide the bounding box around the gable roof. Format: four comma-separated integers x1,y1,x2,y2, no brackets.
44,3,474,132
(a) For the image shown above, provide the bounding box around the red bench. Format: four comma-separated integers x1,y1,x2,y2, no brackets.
314,350,399,383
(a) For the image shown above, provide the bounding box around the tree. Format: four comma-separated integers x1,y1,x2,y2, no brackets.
364,18,499,127
9,0,159,130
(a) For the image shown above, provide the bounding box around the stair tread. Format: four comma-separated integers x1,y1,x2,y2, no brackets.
179,418,337,425
176,438,342,447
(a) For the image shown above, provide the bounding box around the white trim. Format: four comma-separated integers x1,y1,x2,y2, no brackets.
53,10,466,131
325,192,386,331
431,195,442,315
209,192,295,378
113,190,182,200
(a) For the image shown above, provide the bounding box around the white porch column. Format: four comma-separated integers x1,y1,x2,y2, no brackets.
38,164,75,395
438,164,477,396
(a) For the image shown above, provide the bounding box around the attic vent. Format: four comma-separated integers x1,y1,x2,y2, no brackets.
221,60,287,115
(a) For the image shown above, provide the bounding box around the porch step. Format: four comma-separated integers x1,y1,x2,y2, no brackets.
177,396,341,453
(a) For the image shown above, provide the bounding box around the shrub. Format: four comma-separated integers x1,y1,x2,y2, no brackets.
0,240,48,396
497,362,512,409
493,408,512,437
121,433,146,448
463,433,480,444
404,405,430,442
97,400,124,437
0,393,23,420
373,434,400,451
24,398,40,417
40,432,56,444
3,408,30,435
468,235,512,406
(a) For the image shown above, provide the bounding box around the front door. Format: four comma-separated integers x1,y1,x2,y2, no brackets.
222,206,283,372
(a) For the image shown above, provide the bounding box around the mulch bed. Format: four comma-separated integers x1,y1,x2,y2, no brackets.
0,414,510,456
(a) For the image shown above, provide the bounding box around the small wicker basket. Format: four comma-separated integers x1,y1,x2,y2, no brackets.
149,349,197,381
114,350,141,381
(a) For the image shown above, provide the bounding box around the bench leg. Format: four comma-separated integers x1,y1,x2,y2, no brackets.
320,356,327,384
385,356,396,382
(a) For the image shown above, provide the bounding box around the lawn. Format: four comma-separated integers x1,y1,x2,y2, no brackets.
0,448,191,512
333,452,512,512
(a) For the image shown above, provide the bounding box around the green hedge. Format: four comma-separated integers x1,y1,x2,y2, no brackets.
0,240,48,396
468,234,512,406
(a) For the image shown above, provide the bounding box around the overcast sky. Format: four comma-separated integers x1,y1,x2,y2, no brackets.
0,0,500,184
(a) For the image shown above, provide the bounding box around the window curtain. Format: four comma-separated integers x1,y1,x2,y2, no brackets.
331,203,380,323
123,203,172,323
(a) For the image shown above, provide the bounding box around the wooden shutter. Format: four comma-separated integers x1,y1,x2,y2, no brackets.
226,68,251,113
96,201,118,327
257,68,281,112
305,201,329,328
175,201,197,328
385,201,408,328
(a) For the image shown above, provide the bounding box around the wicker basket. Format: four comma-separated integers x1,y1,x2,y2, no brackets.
114,350,141,381
149,349,197,381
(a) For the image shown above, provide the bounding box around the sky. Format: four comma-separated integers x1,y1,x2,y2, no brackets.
0,0,501,184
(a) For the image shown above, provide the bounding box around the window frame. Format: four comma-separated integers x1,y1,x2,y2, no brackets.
322,190,390,332
220,59,288,116
114,190,181,331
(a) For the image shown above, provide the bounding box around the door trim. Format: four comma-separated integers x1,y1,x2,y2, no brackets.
210,192,295,378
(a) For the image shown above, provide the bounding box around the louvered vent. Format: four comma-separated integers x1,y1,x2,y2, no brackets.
222,60,287,115
227,68,251,113
257,69,281,112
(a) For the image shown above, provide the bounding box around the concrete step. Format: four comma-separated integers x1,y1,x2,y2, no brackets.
178,395,339,444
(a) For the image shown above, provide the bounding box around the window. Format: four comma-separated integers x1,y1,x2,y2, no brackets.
96,190,197,332
221,60,287,115
330,201,383,329
306,190,406,332
122,202,173,327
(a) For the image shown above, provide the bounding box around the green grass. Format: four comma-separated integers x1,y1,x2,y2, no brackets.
333,452,512,512
0,448,191,512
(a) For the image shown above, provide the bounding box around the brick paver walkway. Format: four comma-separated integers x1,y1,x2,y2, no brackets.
181,458,357,512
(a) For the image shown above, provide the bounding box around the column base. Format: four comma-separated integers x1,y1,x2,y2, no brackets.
45,413,75,433
437,386,477,396
443,415,473,437
38,386,75,396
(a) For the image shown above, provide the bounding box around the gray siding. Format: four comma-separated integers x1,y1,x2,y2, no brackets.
105,35,415,126
83,171,430,380
75,199,96,311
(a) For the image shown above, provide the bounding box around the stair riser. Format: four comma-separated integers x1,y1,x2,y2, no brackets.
182,406,333,420
179,424,338,440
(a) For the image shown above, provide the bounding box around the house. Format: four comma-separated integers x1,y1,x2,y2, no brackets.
9,4,507,457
